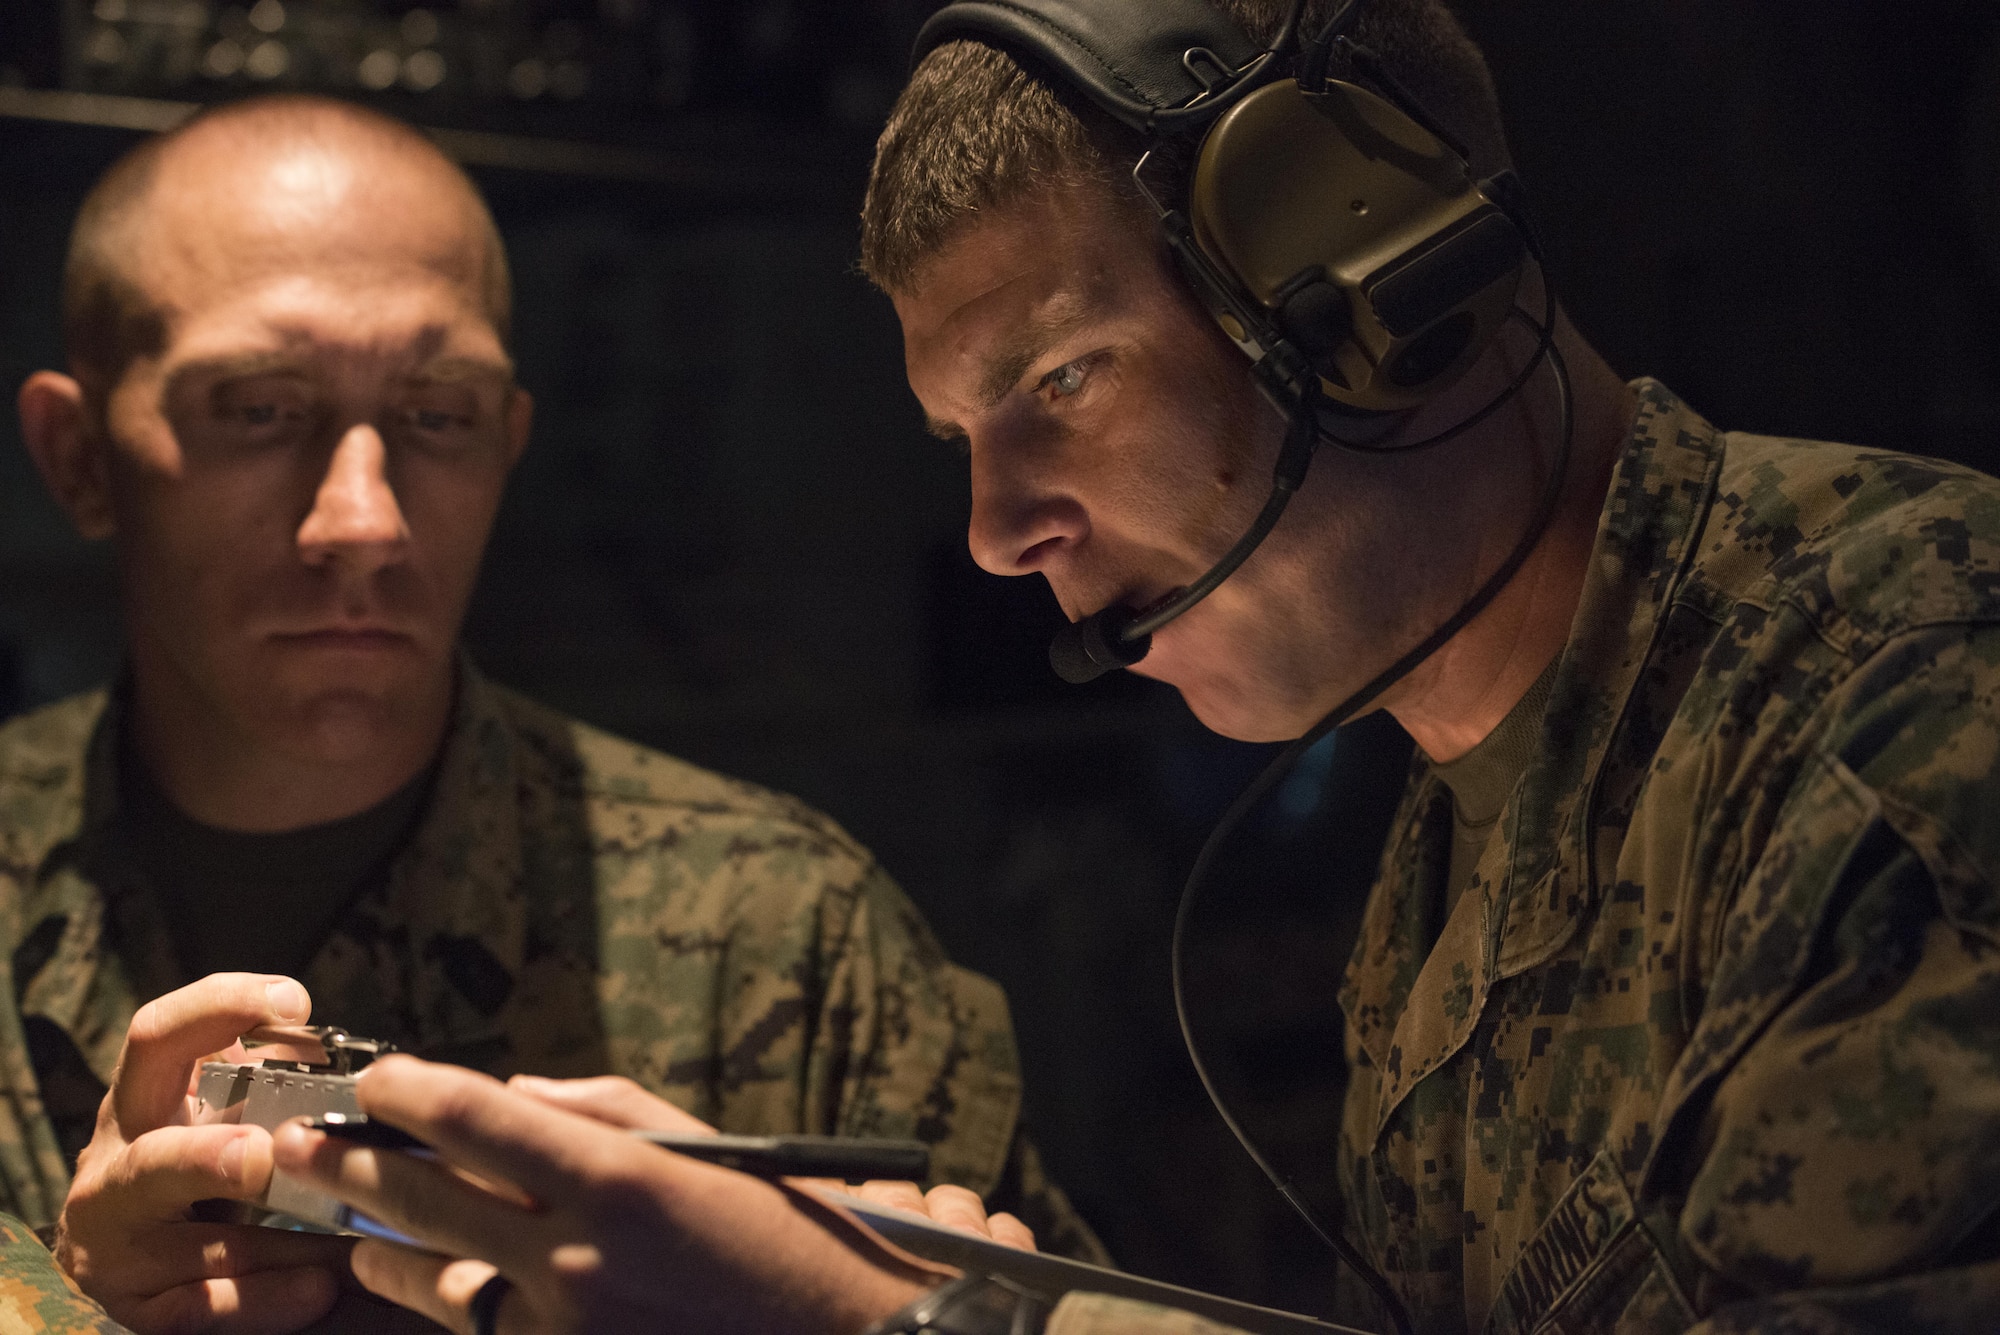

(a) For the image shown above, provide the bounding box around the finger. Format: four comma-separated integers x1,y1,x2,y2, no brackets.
352,1245,517,1335
506,1074,714,1135
116,975,313,1134
96,1125,278,1218
65,1222,351,1303
985,1212,1038,1253
127,1265,340,1335
187,1042,250,1103
850,1180,931,1215
356,1057,642,1206
921,1185,996,1239
272,1120,547,1273
350,1245,472,1334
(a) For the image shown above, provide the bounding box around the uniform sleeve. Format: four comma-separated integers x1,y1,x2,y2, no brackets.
0,1213,128,1334
811,861,1111,1264
1046,1293,1255,1335
1670,626,2000,1333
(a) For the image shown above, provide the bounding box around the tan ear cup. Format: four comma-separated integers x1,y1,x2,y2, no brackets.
1187,79,1526,414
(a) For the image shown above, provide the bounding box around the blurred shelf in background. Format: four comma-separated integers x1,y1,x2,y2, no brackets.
26,0,933,133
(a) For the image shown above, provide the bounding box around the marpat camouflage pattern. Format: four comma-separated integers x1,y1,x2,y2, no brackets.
0,1213,120,1333
1053,382,2000,1335
0,662,1101,1321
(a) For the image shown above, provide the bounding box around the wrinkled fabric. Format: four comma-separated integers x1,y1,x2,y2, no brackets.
1046,1292,1340,1335
1056,382,2000,1335
0,1213,120,1333
0,663,1103,1267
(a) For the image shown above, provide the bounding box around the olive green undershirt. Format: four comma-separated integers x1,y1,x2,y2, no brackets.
1429,659,1560,928
122,740,434,981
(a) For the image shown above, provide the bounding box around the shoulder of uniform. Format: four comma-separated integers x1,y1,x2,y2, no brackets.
1699,433,2000,650
0,690,106,875
0,691,107,784
484,683,876,867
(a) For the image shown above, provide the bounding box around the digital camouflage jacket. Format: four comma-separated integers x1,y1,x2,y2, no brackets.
1049,381,2000,1335
0,664,1099,1259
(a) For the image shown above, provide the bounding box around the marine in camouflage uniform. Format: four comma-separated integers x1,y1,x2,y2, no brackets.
1037,380,2000,1334
0,661,1101,1262
7,381,1997,1329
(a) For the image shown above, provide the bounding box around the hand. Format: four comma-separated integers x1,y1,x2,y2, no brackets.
56,973,351,1334
272,1056,930,1335
844,1181,1038,1252
505,1074,1037,1250
501,1073,716,1136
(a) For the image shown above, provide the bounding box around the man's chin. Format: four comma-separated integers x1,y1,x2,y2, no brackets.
1136,660,1292,744
244,656,452,763
264,689,428,762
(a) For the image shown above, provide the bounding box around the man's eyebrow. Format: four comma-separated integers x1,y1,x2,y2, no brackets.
925,413,966,444
974,301,1093,410
164,352,515,391
171,352,309,384
407,354,516,385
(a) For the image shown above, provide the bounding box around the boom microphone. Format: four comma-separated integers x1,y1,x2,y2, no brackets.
1048,379,1324,685
1047,272,1559,687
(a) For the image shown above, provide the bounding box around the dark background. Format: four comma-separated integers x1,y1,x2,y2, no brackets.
1,0,1997,1320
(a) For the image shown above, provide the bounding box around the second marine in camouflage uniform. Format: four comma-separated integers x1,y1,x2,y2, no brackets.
1050,381,2000,1334
0,662,1101,1260
9,378,1998,1331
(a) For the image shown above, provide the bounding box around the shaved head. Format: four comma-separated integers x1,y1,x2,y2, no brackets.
19,92,532,826
62,95,510,401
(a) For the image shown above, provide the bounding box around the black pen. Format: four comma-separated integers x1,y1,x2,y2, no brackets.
308,1113,931,1182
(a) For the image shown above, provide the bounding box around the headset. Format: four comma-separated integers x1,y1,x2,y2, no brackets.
909,4,1575,1332
916,0,1547,687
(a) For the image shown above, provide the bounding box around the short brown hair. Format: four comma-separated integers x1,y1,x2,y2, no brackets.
859,0,1510,292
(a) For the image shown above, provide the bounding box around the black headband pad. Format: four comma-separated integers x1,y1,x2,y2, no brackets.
912,0,1263,131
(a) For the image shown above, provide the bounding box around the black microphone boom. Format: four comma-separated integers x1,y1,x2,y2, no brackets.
1048,603,1151,684
1047,379,1324,685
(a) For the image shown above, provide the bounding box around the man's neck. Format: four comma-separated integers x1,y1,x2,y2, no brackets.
1387,317,1635,764
124,660,454,834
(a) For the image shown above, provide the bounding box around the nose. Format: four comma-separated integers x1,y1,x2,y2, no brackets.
965,435,1090,578
297,424,411,575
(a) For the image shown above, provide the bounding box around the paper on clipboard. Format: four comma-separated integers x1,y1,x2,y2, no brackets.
820,1190,1377,1335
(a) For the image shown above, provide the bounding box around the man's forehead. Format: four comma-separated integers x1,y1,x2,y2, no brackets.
154,282,515,383
897,193,1142,392
122,132,497,310
902,186,1134,319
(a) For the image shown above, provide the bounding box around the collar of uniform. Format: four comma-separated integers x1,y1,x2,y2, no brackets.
0,686,164,1084
359,656,530,1063
1495,382,1724,972
4,658,533,1079
1340,381,1725,1128
0,687,114,881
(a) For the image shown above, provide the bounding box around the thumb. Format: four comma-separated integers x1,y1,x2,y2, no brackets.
115,974,312,1135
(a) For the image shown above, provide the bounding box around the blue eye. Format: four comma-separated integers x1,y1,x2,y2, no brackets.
1044,359,1088,399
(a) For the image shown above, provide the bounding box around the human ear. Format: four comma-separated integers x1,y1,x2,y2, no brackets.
18,371,116,540
504,385,533,469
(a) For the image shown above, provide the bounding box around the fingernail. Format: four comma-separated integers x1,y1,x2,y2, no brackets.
266,979,309,1021
220,1133,248,1183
